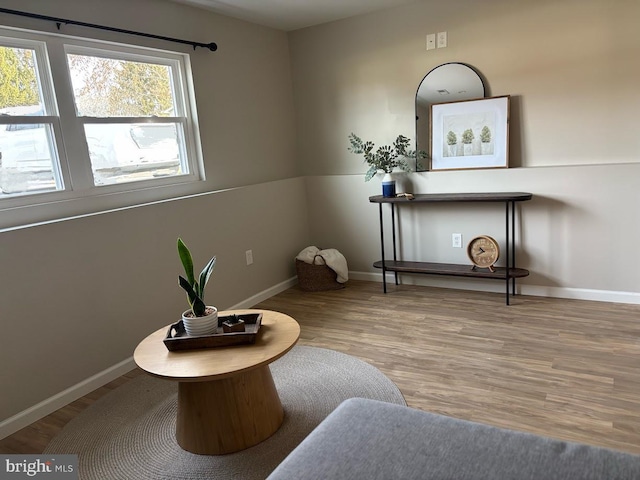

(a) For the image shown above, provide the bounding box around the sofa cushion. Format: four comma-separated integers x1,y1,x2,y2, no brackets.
267,398,640,480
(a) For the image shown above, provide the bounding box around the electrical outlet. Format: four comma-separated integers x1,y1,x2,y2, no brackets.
437,31,447,48
452,233,462,248
426,33,436,51
245,249,253,265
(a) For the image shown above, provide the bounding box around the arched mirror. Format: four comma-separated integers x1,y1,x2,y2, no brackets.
415,62,485,171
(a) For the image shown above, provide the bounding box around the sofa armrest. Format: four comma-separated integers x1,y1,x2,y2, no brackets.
268,397,640,480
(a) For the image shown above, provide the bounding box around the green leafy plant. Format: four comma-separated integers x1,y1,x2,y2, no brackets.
480,126,491,143
461,129,475,144
348,133,426,181
177,238,216,317
447,131,457,146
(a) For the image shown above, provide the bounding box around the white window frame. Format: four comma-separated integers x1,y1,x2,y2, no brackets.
0,26,204,230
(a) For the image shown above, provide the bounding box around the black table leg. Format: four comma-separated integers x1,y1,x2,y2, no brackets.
505,201,510,305
379,203,387,293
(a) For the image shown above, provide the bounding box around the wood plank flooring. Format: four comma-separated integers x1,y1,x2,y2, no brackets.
2,280,640,455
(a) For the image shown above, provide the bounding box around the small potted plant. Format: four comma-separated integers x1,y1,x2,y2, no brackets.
446,131,458,157
461,128,474,156
222,314,246,333
480,125,492,155
177,238,218,336
348,133,425,197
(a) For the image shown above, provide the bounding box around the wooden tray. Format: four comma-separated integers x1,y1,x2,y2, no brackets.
163,313,262,351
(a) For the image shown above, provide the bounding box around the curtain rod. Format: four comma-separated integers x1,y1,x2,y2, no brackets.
0,7,217,51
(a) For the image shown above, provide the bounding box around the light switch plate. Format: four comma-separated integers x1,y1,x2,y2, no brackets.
437,31,447,48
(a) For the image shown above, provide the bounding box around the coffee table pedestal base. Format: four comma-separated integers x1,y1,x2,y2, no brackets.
176,365,284,455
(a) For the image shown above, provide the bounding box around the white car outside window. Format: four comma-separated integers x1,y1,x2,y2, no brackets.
0,120,58,194
86,123,181,186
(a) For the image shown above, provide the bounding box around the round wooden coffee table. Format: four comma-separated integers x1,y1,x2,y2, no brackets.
133,309,300,455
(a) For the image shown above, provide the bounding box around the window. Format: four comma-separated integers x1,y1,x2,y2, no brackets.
0,40,64,195
66,49,189,187
0,26,202,222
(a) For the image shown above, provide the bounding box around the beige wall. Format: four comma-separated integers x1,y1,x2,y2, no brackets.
0,178,309,421
0,0,309,424
290,0,640,299
290,0,640,174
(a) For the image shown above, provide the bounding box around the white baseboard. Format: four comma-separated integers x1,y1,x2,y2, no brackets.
0,276,299,441
0,357,135,440
229,276,298,309
521,285,640,304
349,271,640,305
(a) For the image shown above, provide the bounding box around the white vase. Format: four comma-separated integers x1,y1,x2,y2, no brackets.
481,142,491,155
381,173,396,197
463,143,473,156
448,144,457,157
182,306,218,336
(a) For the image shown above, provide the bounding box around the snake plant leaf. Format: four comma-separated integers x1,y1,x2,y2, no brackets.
179,275,206,317
177,238,195,286
191,298,206,317
198,256,216,299
179,275,198,305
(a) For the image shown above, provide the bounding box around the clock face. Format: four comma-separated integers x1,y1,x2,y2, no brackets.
467,236,500,268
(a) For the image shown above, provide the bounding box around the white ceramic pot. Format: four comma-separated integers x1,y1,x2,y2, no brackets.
182,306,218,336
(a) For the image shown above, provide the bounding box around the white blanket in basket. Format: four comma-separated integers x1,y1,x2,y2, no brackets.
295,246,348,283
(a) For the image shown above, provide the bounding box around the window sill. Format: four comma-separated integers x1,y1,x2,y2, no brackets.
0,176,207,231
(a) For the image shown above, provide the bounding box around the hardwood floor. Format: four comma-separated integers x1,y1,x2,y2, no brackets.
2,280,640,455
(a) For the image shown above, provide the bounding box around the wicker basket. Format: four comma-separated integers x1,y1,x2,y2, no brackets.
295,259,345,292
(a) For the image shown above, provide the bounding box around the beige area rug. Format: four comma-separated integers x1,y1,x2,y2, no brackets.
45,346,406,479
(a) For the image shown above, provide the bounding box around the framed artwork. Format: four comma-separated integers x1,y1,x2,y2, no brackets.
429,95,510,171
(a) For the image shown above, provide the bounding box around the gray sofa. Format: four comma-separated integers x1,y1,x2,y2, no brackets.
268,398,640,480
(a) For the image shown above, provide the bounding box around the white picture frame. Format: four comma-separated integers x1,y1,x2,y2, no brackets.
430,95,510,171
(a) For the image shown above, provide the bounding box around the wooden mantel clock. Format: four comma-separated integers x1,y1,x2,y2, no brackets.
467,235,500,272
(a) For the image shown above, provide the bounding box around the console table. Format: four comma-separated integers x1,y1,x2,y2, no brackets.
369,192,533,305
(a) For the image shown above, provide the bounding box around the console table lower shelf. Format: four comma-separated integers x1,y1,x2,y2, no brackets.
374,260,529,280
374,261,530,301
